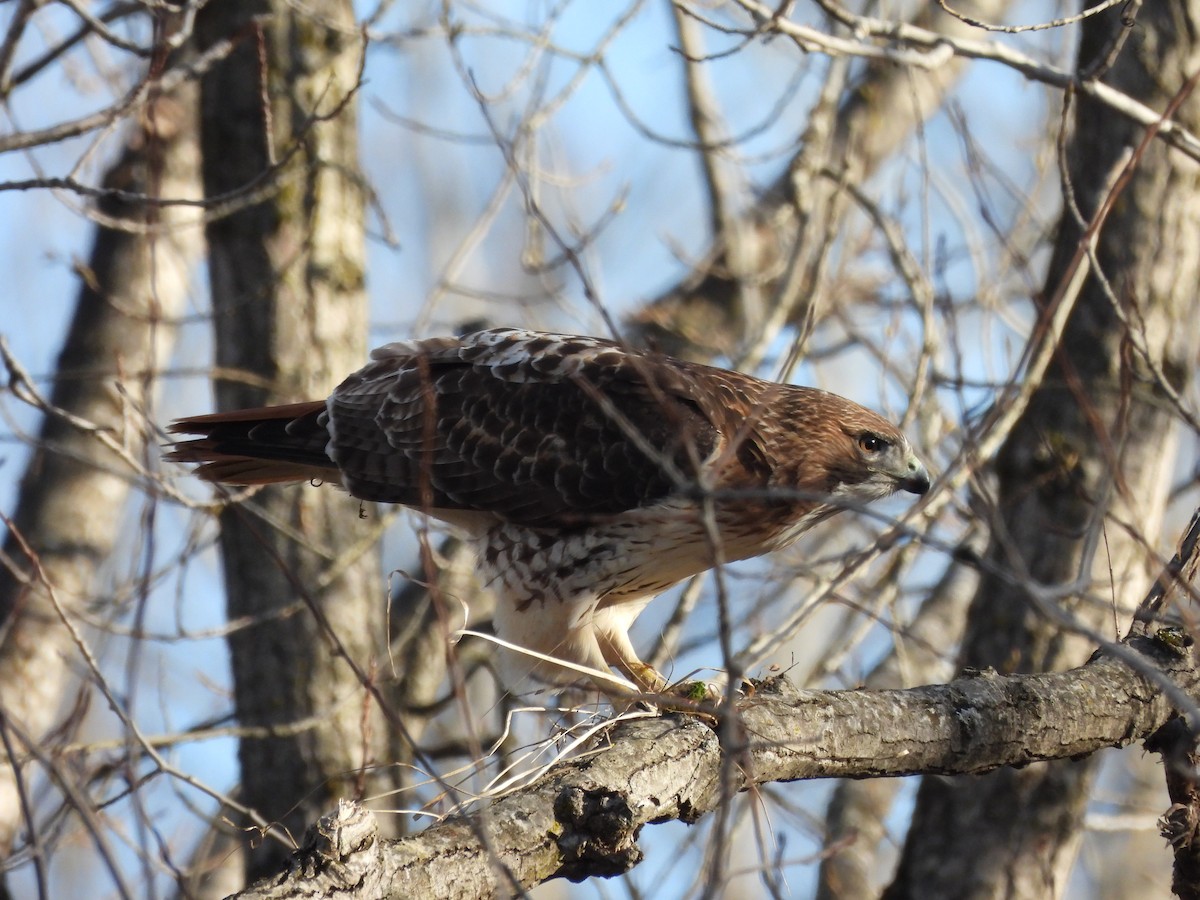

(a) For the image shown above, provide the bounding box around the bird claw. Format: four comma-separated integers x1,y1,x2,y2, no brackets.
625,676,750,724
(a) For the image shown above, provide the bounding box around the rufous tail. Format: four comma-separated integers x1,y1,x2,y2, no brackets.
166,401,340,485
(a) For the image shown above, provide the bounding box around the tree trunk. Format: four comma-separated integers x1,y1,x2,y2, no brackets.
887,4,1200,897
0,85,201,854
195,0,394,882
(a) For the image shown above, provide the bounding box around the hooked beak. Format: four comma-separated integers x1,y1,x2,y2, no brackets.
900,456,931,495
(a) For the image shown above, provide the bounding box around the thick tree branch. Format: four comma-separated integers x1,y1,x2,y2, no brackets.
233,627,1199,898
228,504,1200,897
229,494,1200,900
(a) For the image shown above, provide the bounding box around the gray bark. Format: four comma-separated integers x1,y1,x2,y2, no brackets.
195,0,395,882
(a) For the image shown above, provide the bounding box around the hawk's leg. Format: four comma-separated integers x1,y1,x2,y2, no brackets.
594,617,720,704
491,590,643,696
595,627,667,694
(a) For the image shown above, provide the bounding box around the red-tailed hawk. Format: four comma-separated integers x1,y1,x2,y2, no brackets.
169,328,929,697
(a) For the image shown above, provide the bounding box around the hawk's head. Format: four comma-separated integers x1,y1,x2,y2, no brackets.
764,388,930,510
837,425,930,500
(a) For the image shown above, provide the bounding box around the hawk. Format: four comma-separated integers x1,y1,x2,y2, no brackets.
169,328,929,697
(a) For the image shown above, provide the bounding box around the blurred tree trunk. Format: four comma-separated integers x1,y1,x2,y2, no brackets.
195,0,395,883
628,0,1016,359
0,82,201,857
886,4,1200,898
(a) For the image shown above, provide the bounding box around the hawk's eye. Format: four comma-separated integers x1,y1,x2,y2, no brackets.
859,433,889,454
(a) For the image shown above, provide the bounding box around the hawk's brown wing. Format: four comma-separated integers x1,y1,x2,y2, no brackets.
323,329,732,525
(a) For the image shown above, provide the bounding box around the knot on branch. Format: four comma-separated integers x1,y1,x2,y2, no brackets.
1161,802,1200,849
554,784,643,881
1147,717,1200,896
290,799,379,882
748,672,800,699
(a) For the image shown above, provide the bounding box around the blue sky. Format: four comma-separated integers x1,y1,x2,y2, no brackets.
2,2,1193,897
